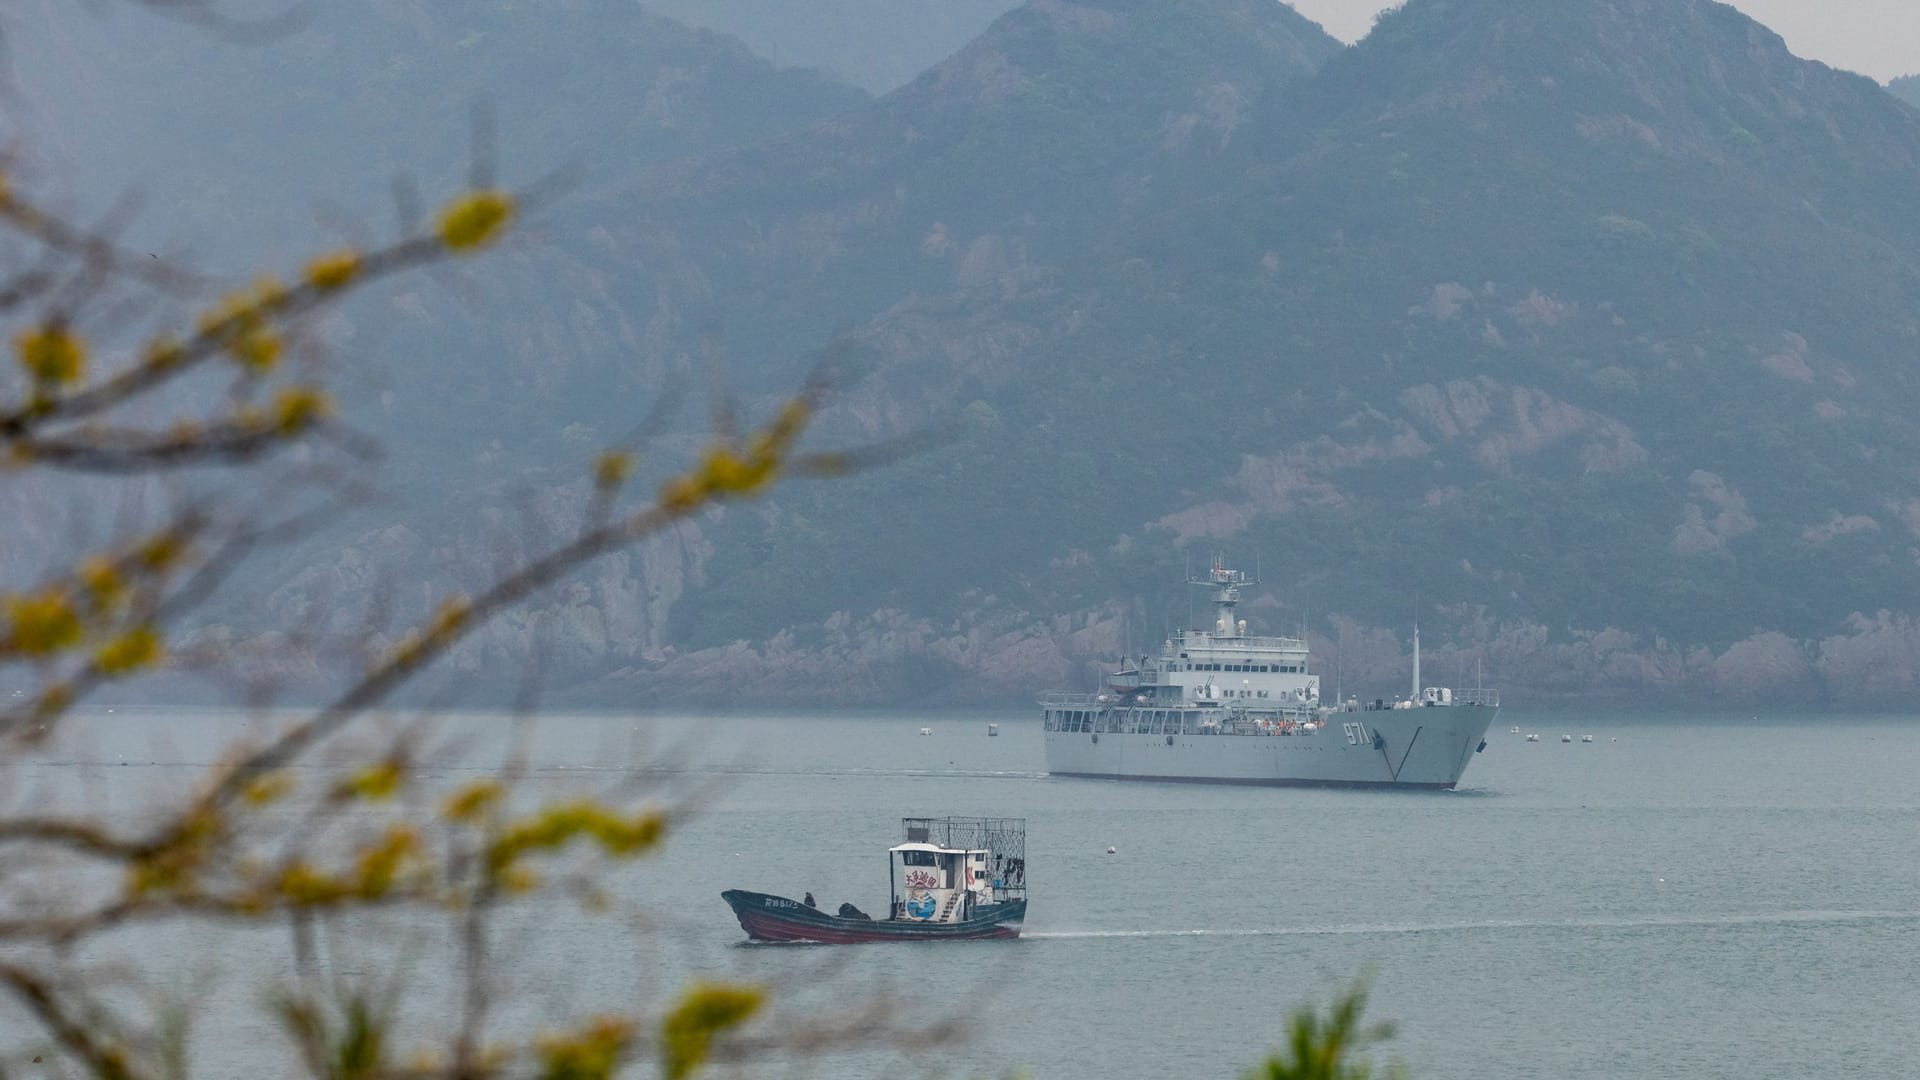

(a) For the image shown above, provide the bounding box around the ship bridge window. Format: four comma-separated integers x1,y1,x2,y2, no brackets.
900,851,938,867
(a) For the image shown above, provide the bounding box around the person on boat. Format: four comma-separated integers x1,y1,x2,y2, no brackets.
803,892,816,908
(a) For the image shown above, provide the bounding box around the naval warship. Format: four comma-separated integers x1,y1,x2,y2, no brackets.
1041,561,1499,789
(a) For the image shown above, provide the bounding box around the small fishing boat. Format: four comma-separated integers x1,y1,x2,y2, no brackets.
722,817,1028,943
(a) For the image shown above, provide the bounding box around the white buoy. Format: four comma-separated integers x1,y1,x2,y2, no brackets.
919,727,932,736
1106,846,1117,855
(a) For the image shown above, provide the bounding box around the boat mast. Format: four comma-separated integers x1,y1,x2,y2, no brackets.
1411,623,1421,702
1190,556,1253,637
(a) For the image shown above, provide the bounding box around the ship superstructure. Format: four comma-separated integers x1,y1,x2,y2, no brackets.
1042,560,1499,789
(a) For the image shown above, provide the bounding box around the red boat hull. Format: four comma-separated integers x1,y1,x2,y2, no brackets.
722,890,1024,943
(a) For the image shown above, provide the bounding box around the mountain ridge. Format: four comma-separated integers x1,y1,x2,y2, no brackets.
580,0,1920,706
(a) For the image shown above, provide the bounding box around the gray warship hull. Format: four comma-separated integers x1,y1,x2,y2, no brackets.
1043,704,1498,789
1041,559,1501,790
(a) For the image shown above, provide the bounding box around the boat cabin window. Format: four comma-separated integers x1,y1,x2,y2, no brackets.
900,851,939,867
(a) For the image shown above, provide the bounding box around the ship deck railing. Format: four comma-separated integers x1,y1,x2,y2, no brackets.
1177,630,1306,650
1454,688,1500,707
1039,691,1108,707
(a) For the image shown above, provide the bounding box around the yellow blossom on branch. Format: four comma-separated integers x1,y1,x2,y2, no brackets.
231,326,283,373
500,864,541,895
593,450,632,489
241,770,295,807
537,1017,635,1080
660,983,764,1080
484,801,666,880
77,556,126,611
127,807,223,897
271,386,333,434
15,324,86,385
276,861,347,907
337,760,404,802
95,626,164,675
437,190,514,252
136,530,190,573
2,589,83,656
654,397,812,512
304,249,362,292
353,825,422,898
441,779,504,823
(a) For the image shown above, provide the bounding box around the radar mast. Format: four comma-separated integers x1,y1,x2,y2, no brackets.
1190,556,1256,637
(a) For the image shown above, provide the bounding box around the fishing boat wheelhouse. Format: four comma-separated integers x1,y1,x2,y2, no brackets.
722,817,1027,943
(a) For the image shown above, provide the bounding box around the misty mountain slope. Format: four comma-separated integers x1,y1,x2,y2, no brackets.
236,0,1360,701
1040,0,1920,680
582,0,1920,704
19,0,1920,704
578,0,1344,413
640,0,1020,93
1892,75,1920,109
3,0,869,261
8,0,878,474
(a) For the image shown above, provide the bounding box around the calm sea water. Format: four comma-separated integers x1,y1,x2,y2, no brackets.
7,709,1920,1078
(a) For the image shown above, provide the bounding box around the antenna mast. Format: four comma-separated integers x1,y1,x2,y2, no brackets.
1410,623,1421,703
1189,555,1253,638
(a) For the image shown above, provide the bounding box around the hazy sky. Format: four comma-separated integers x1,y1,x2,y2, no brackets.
1290,0,1918,81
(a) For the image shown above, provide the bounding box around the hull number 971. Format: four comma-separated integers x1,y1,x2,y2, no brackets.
1343,721,1369,746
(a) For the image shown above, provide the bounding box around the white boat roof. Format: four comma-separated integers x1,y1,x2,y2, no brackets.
889,843,987,855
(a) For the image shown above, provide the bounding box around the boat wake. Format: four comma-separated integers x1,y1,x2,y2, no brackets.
1025,909,1920,941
